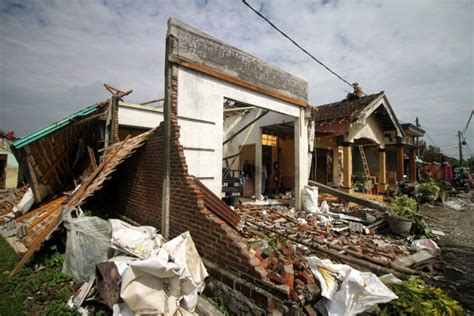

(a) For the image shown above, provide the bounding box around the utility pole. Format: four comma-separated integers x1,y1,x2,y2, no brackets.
458,130,463,166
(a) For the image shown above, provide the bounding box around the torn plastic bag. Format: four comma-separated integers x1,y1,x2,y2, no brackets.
306,256,397,316
109,219,164,259
410,238,440,255
120,231,208,315
63,208,112,281
303,186,319,213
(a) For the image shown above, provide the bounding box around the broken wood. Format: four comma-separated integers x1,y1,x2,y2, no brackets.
139,98,164,106
308,180,387,211
223,110,269,145
251,221,421,280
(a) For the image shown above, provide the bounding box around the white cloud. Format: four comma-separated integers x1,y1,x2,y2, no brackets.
0,0,472,157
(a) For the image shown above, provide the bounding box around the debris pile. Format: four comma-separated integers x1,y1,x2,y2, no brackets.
63,213,208,315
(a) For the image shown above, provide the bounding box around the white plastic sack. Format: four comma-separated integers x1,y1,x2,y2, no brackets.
120,231,208,315
12,188,34,215
303,186,319,213
63,209,112,281
109,219,164,259
410,239,440,255
320,200,330,213
306,256,397,316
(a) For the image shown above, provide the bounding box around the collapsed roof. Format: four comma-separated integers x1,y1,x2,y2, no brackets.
11,100,115,203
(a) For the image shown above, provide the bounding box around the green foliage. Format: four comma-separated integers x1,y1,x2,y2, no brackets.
390,196,419,219
209,297,231,316
0,237,77,315
42,300,79,316
389,196,435,238
377,276,464,316
416,182,440,199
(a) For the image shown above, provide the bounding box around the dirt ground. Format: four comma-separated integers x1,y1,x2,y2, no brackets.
422,192,474,314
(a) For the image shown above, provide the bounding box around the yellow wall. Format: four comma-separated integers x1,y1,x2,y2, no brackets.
279,138,295,189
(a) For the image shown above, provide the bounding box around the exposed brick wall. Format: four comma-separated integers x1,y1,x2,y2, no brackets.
110,66,302,312
113,69,267,282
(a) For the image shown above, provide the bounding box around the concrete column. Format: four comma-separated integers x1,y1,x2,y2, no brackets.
378,148,388,193
295,109,308,211
332,145,339,185
396,145,404,182
409,148,417,182
342,143,352,192
255,128,262,199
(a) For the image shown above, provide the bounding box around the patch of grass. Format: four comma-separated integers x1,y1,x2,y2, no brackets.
0,236,79,315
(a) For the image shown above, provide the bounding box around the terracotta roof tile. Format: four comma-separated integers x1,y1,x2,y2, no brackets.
314,92,384,124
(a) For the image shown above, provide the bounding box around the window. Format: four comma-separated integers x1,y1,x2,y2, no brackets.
262,134,277,146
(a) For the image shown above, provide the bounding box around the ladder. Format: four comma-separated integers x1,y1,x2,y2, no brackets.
359,145,371,182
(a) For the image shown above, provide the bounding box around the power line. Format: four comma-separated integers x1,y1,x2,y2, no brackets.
241,0,354,89
462,110,473,134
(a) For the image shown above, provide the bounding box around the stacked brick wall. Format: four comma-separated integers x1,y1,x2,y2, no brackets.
114,71,265,278
112,67,299,312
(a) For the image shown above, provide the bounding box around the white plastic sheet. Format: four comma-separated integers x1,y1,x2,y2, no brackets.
303,186,319,213
63,208,112,281
12,187,34,215
410,239,440,255
120,231,208,315
306,256,398,316
109,219,164,259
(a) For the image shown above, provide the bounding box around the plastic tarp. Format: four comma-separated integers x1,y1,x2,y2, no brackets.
120,231,208,315
109,219,164,259
306,256,397,316
63,209,112,281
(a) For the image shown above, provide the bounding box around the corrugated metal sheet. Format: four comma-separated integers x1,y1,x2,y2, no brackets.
12,104,99,149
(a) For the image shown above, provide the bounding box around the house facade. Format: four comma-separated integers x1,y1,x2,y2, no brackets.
311,92,414,193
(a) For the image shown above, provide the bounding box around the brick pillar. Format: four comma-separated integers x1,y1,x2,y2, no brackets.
409,148,417,182
342,143,352,192
378,148,388,193
396,145,404,182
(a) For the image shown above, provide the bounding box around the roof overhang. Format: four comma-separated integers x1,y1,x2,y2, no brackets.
401,123,425,137
315,122,349,137
355,94,405,138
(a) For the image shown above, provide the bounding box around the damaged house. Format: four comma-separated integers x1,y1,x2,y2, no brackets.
2,17,439,316
311,91,423,193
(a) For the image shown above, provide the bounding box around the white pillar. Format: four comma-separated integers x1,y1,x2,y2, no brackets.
255,127,262,199
295,108,308,210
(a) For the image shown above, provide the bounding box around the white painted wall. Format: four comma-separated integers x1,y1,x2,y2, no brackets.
177,66,306,199
348,115,385,145
119,103,164,128
118,67,309,207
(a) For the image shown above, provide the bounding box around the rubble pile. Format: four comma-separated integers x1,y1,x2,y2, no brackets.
238,201,425,285
0,186,29,220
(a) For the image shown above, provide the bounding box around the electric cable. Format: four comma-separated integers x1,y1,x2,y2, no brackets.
242,0,355,89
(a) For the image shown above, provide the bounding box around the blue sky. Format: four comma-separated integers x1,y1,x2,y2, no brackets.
0,0,472,158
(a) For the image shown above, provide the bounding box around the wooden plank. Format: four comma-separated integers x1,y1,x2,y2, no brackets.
10,210,63,276
168,55,308,108
14,196,66,222
308,180,387,211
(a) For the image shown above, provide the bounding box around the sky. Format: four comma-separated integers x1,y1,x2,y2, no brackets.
0,0,473,158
